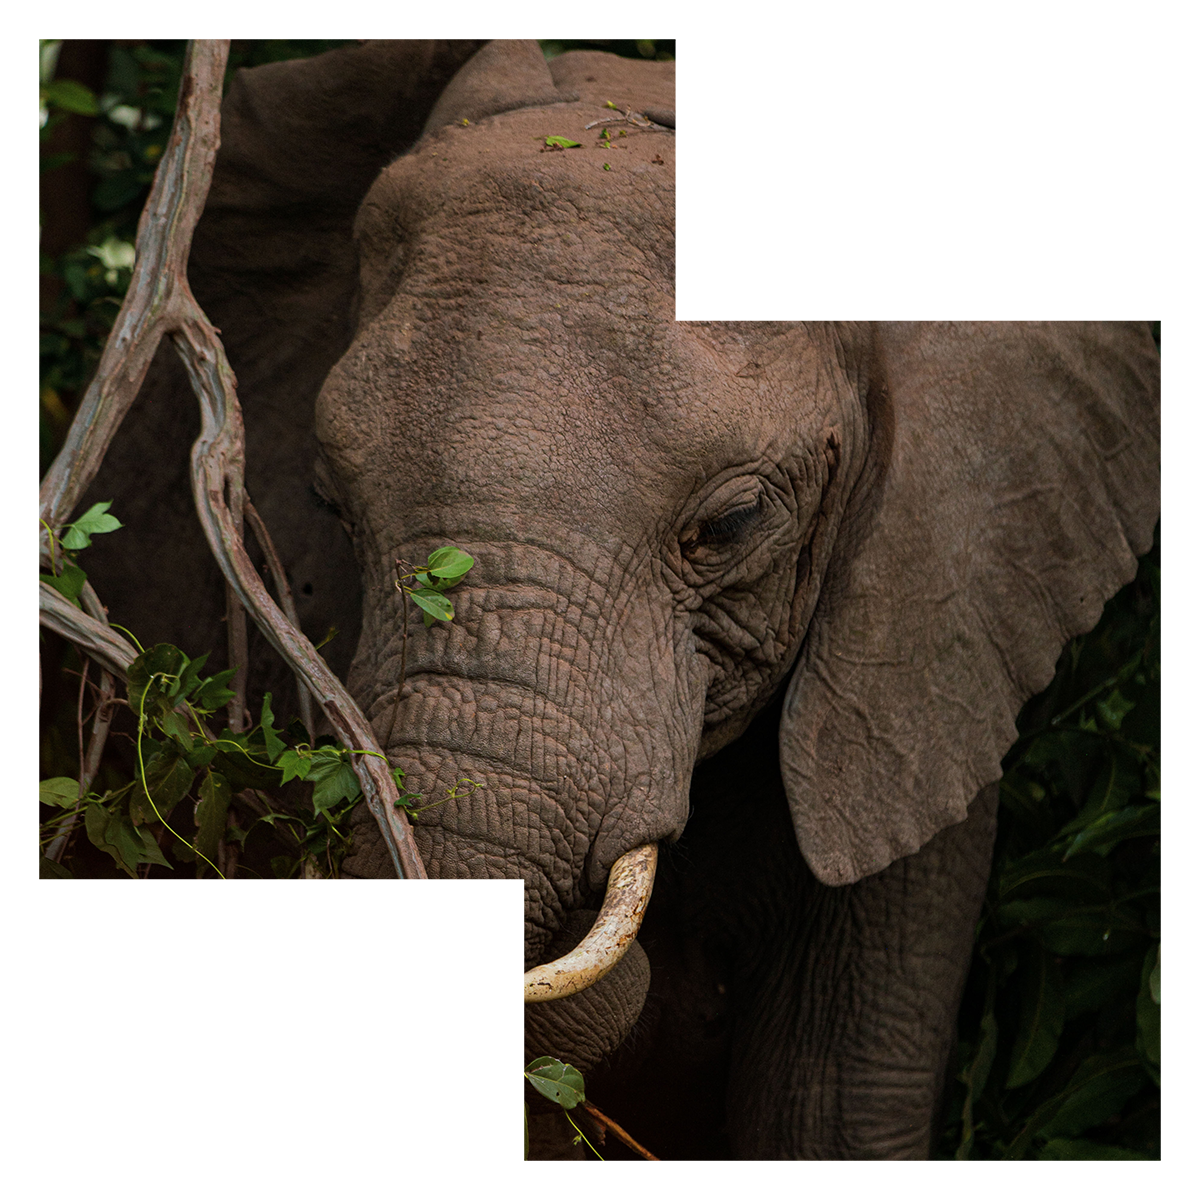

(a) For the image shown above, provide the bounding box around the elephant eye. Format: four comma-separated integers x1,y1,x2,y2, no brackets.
681,496,763,559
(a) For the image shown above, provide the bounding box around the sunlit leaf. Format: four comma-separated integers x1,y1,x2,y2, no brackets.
40,777,79,808
525,1057,585,1110
409,588,454,622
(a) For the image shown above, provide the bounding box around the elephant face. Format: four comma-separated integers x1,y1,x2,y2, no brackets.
312,44,1161,1080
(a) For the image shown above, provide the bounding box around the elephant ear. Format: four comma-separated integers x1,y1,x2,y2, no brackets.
421,40,574,133
779,323,1160,887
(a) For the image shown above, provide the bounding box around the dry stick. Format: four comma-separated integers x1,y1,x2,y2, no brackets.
38,41,230,549
35,41,425,879
47,668,117,863
328,888,458,1156
39,584,137,679
580,1102,660,1161
244,494,316,738
172,314,487,1156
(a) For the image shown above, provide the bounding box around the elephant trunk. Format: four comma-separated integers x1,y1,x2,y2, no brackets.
339,540,703,1063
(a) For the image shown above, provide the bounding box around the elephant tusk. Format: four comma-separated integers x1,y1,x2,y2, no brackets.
523,843,658,1004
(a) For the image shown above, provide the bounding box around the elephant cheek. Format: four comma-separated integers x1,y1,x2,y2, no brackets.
525,909,652,1075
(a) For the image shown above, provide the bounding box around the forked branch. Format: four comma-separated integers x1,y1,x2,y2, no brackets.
36,39,425,880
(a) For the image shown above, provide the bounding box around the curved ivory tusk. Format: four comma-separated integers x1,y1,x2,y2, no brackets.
523,843,658,1004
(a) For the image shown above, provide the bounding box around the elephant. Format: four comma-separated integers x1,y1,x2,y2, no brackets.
75,41,1160,1159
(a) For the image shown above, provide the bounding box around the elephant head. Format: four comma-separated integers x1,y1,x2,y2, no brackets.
309,42,1160,1114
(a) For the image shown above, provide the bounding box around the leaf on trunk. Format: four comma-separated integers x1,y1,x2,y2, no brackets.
525,1057,586,1110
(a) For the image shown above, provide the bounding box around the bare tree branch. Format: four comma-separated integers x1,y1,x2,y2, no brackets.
245,494,316,738
36,39,426,880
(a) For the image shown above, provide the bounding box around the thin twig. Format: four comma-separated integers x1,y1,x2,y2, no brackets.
36,40,426,879
581,1101,659,1161
331,888,456,1156
244,493,316,738
39,584,136,679
39,40,229,553
47,668,117,864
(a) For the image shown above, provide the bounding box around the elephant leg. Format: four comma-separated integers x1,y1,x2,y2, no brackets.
724,777,998,1158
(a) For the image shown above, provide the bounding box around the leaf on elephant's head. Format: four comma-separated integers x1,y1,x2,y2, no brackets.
426,546,474,580
544,135,581,149
409,588,454,622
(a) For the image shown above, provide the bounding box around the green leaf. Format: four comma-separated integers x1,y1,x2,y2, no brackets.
296,902,343,998
1108,136,1156,171
39,859,76,921
40,562,87,606
61,500,122,549
1006,944,1065,1088
43,78,100,115
998,848,1111,903
194,667,237,713
1132,68,1161,129
955,970,999,1159
219,1012,274,1060
127,644,187,719
398,1051,482,1099
132,742,196,826
524,1057,586,1110
278,748,313,785
139,974,262,1041
1037,1138,1150,1160
260,693,286,763
995,897,1144,957
1062,954,1144,1020
409,588,454,622
40,777,80,808
544,135,582,148
1039,1049,1146,1141
1135,945,1160,1082
309,758,361,816
425,546,474,578
1095,688,1136,731
1061,804,1159,859
137,827,171,870
1113,192,1161,272
193,771,232,871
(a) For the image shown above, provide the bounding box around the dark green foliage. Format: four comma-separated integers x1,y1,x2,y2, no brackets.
541,39,674,62
938,526,1160,1159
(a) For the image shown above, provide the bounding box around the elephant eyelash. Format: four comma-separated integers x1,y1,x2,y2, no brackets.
683,498,763,555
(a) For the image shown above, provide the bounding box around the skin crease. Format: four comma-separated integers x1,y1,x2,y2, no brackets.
77,44,1160,1160
319,114,859,1089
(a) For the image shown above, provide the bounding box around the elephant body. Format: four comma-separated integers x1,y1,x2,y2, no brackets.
79,41,1160,1160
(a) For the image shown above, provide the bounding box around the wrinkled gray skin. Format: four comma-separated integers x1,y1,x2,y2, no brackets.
84,42,1160,1159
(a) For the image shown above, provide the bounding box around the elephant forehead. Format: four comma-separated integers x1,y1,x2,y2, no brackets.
356,104,674,291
